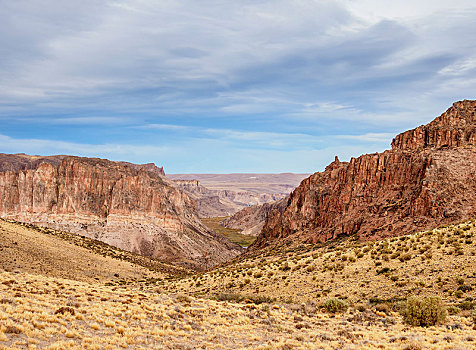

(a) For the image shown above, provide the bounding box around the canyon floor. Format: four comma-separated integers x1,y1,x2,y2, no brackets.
1,219,475,349
201,217,256,247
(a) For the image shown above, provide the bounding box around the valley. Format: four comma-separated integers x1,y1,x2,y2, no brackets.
1,100,475,349
201,216,257,248
0,217,475,350
3,0,476,348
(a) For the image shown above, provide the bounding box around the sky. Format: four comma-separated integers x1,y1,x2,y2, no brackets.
1,0,476,173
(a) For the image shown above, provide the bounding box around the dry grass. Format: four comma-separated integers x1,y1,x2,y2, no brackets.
0,219,188,284
1,270,475,350
1,218,476,349
168,219,476,307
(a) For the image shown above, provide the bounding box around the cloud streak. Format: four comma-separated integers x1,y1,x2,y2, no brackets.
1,0,475,172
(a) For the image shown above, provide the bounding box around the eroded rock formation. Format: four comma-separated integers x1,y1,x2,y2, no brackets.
252,100,476,250
222,198,288,236
0,155,241,268
171,179,288,218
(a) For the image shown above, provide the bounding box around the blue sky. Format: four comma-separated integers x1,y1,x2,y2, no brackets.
1,0,476,173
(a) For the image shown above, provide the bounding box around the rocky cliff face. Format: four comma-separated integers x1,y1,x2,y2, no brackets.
222,198,288,236
253,100,476,250
0,155,242,268
392,100,476,151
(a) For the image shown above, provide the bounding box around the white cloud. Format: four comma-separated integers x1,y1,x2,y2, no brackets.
0,134,171,161
336,132,395,143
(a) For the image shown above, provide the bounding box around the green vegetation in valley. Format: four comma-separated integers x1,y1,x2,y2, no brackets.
201,217,256,247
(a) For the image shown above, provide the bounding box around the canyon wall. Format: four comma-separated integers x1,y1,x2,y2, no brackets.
252,100,476,250
0,155,241,268
222,197,288,236
172,179,286,218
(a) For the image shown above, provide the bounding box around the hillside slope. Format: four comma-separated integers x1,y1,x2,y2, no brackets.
2,268,475,350
0,219,168,283
168,219,476,305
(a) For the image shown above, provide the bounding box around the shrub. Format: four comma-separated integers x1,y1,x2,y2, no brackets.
446,305,461,315
375,303,391,314
322,298,348,313
215,292,244,303
400,296,447,327
253,272,263,278
214,292,275,304
457,285,473,293
376,267,390,275
176,294,192,303
280,262,291,271
458,300,475,310
399,253,412,262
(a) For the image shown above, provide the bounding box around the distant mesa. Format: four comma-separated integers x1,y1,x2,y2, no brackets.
167,173,309,218
250,100,476,250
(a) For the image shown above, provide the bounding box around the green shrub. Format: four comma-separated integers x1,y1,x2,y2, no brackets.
322,298,348,313
446,305,461,315
400,296,447,327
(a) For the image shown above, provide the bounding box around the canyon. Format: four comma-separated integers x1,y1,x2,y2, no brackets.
222,197,288,236
167,173,308,218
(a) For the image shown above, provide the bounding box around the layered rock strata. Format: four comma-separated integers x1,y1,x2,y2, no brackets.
172,179,286,218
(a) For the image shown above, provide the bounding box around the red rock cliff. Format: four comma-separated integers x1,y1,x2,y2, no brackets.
392,100,476,150
222,197,288,236
253,100,476,250
0,155,241,268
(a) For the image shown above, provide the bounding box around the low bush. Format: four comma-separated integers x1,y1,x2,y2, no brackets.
400,296,446,327
214,292,275,304
322,298,348,313
446,305,461,315
458,300,475,310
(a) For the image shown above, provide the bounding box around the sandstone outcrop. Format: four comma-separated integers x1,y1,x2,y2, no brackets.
0,155,242,268
252,100,476,250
